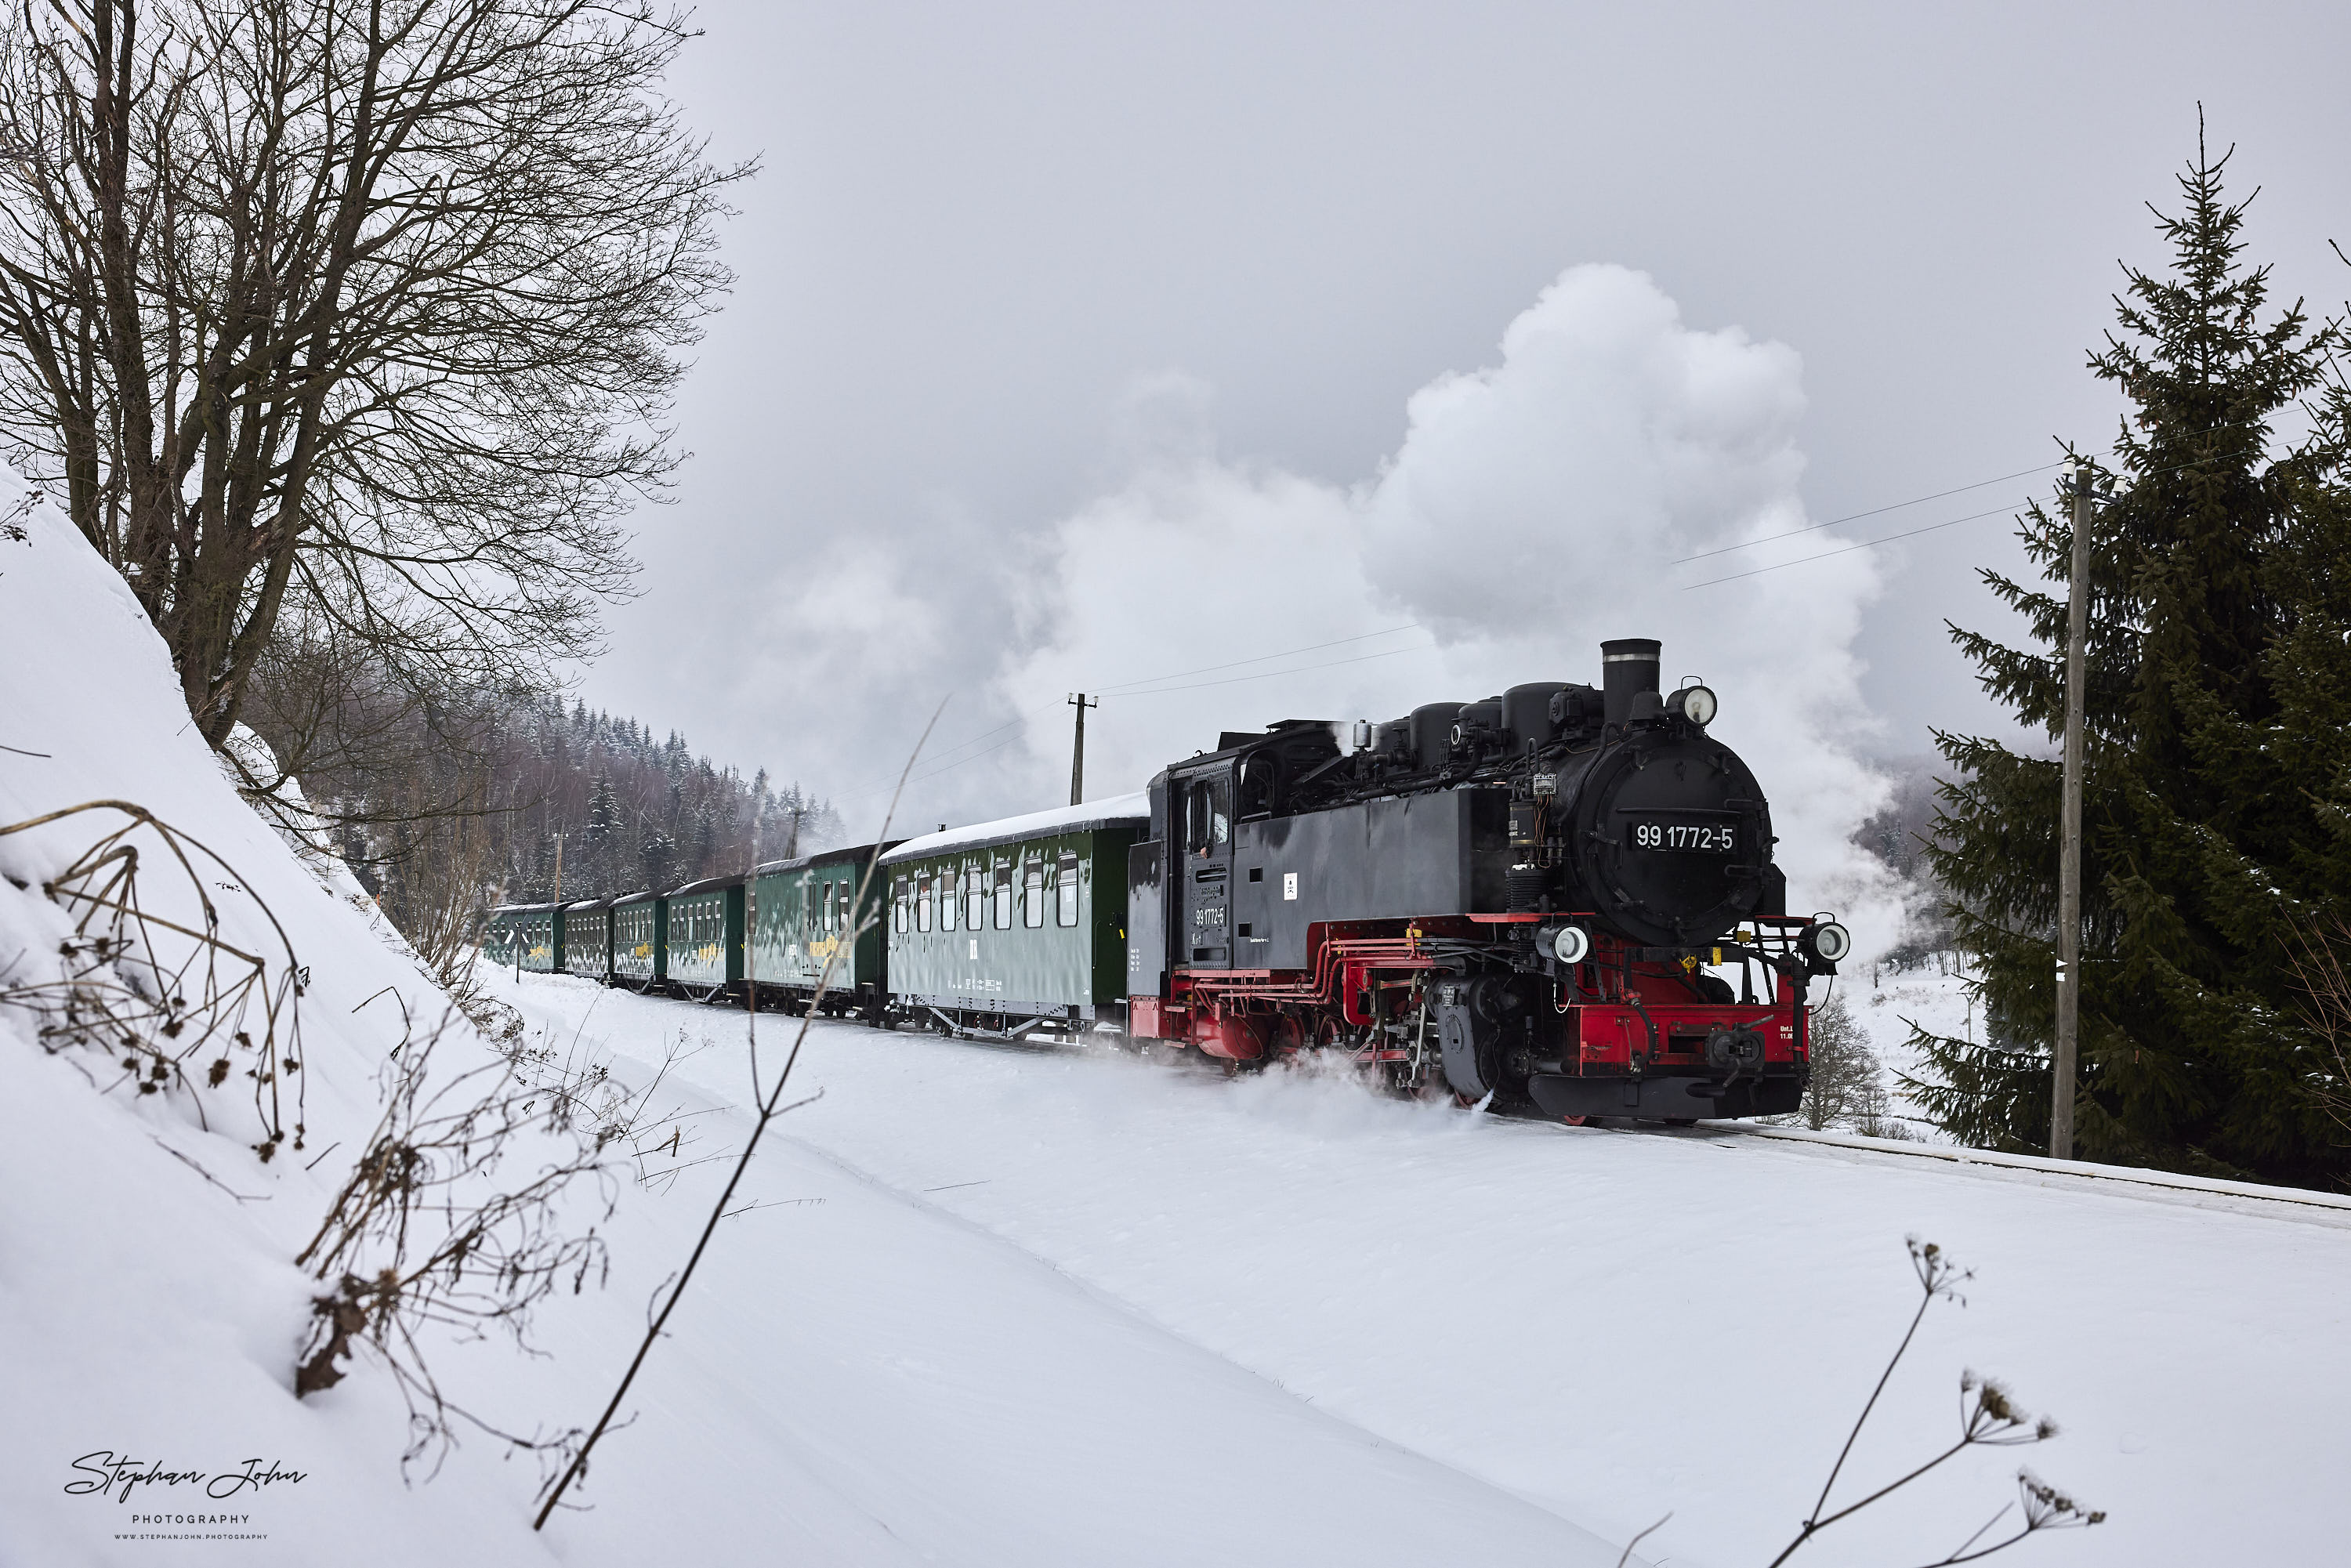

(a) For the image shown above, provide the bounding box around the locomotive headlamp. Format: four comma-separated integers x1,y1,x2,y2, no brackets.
1804,920,1853,964
1668,684,1719,726
1548,924,1592,965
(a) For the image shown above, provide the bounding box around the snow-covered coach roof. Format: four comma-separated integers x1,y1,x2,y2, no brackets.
751,840,901,878
665,874,743,898
881,791,1150,865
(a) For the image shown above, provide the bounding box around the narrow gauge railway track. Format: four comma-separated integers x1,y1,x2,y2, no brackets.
1536,1111,2351,1227
975,1027,2351,1226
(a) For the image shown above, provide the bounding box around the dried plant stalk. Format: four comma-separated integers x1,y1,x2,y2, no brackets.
1,800,306,1158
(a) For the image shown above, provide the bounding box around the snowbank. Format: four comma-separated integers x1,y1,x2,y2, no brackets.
0,473,570,1563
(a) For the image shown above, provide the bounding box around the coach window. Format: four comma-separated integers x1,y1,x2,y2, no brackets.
1023,856,1045,928
893,878,908,933
1056,851,1081,926
965,866,986,930
993,860,1013,929
916,875,932,932
940,867,958,931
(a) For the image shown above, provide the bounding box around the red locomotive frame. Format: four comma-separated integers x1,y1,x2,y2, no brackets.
1132,911,1819,1118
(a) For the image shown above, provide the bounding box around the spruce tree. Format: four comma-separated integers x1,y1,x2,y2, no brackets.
1910,129,2350,1186
581,774,621,897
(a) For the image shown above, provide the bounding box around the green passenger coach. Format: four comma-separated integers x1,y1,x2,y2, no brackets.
562,896,614,981
880,795,1148,1039
485,902,563,972
610,891,665,990
663,875,744,998
749,844,895,1017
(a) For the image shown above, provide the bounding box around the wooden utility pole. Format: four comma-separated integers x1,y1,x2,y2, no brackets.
552,831,566,904
1068,693,1099,806
2052,468,2094,1161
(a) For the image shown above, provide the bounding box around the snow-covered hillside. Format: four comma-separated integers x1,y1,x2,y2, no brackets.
8,481,2349,1568
1853,955,1978,1137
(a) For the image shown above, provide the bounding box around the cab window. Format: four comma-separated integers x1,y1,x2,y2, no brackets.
1186,777,1231,851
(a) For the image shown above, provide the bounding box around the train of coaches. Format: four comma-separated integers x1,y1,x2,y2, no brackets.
483,795,1140,1040
486,639,1851,1121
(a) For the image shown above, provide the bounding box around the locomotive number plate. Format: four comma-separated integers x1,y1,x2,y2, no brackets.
1628,817,1737,853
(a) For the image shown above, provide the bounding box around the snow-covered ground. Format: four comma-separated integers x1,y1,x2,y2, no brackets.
8,478,2349,1568
487,976,2351,1568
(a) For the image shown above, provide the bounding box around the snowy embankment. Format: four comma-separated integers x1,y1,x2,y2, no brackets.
9,481,2349,1567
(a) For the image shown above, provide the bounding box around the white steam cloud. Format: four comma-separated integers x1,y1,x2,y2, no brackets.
998,264,1900,945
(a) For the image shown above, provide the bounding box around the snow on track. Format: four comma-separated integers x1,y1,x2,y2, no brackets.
500,973,2351,1568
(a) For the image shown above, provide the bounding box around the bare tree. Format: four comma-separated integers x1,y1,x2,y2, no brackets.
2284,915,2351,1133
0,0,746,747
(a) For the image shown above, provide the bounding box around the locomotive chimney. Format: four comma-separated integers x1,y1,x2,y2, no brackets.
1600,638,1662,726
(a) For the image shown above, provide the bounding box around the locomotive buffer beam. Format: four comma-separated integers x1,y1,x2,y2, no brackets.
1525,1070,1799,1121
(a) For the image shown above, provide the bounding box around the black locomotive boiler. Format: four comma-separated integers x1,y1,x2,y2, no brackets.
1123,638,1849,1120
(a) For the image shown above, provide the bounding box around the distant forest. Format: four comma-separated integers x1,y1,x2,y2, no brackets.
473,698,842,904
248,683,841,958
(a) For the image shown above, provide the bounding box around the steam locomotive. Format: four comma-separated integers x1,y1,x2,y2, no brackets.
489,637,1847,1123
1121,637,1842,1119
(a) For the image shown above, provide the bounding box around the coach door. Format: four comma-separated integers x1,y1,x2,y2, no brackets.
1176,764,1235,969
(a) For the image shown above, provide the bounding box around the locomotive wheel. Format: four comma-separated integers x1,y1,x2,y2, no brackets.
1559,1114,1588,1127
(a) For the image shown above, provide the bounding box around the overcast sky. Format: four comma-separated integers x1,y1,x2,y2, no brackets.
577,0,2351,868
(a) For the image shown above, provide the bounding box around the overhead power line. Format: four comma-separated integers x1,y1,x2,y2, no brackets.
1679,442,2270,589
1681,501,2027,590
830,627,1435,800
1673,461,2064,565
1104,637,1438,699
1092,623,1424,694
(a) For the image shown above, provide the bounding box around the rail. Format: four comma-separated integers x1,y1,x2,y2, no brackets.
1697,1118,2351,1215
